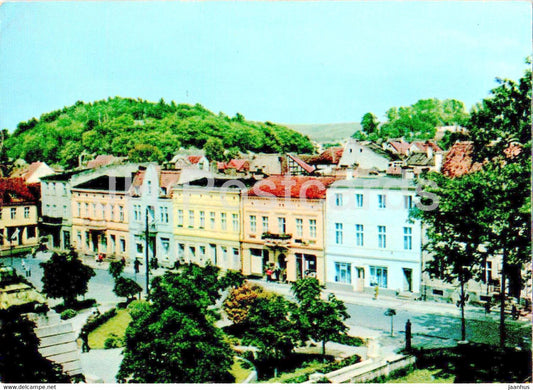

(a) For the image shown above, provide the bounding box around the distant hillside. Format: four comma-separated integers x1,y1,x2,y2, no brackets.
5,97,315,168
286,123,360,144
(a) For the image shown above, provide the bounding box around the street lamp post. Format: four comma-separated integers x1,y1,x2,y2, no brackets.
384,308,397,337
145,208,150,298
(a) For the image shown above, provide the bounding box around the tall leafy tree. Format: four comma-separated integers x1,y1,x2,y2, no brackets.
204,137,225,162
0,309,70,383
117,265,235,383
360,112,379,135
291,278,350,355
40,250,95,307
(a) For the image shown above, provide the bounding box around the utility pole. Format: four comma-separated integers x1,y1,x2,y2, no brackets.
145,208,150,298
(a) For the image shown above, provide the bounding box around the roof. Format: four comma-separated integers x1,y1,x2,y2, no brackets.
331,176,416,190
86,155,117,169
227,159,249,171
0,178,38,205
41,169,91,182
185,177,257,189
388,140,411,155
187,155,204,164
247,175,339,199
287,154,315,173
10,161,52,182
130,167,181,196
73,176,131,192
405,153,434,166
309,147,344,165
441,141,482,178
362,141,397,161
411,141,443,153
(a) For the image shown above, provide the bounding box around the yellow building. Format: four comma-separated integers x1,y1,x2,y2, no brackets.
172,178,256,271
71,176,130,260
0,179,40,254
241,176,338,283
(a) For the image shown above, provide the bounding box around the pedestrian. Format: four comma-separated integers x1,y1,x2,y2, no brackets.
405,319,412,351
26,264,31,277
80,329,90,353
134,259,141,274
281,268,287,283
373,284,379,300
266,267,273,282
120,257,126,268
274,266,281,282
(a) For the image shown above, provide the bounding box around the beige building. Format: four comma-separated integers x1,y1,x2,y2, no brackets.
71,176,131,260
241,175,338,283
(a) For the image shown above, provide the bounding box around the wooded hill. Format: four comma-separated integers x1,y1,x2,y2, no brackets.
4,97,315,169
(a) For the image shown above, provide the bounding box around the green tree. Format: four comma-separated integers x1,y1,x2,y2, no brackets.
360,112,379,135
117,265,235,383
291,278,350,355
128,144,164,163
40,250,95,307
0,309,70,383
204,137,225,162
113,277,143,303
242,293,299,362
108,260,125,279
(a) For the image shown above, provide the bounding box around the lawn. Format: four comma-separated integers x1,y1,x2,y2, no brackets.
88,308,132,349
387,369,455,383
230,358,253,383
262,360,325,383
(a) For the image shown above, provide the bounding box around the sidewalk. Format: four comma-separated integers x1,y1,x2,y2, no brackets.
251,279,495,321
80,254,167,278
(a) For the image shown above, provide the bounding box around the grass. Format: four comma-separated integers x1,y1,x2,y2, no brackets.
262,360,325,383
387,369,455,383
230,359,253,383
88,308,131,349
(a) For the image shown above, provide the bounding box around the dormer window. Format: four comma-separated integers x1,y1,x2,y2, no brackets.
161,187,167,195
147,181,152,194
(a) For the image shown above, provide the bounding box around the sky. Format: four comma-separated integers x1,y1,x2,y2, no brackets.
0,1,531,131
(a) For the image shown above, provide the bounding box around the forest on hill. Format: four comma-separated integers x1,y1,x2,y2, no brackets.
3,97,315,168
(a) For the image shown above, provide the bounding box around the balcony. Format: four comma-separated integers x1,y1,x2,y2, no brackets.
261,232,292,249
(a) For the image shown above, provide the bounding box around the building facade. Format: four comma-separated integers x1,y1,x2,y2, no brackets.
0,178,39,254
71,176,131,261
172,178,254,271
325,177,422,294
241,176,338,283
128,165,180,268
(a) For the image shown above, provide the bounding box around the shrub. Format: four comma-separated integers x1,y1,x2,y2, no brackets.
104,334,124,349
81,308,116,334
60,309,77,320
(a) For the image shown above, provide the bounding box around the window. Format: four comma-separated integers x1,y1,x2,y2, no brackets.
221,213,227,230
232,214,239,232
177,210,183,227
355,224,364,246
334,262,352,284
99,203,105,219
77,203,81,217
10,208,16,219
210,212,216,229
296,218,303,237
370,266,388,288
355,193,364,208
63,205,67,218
27,226,36,238
119,206,124,221
404,195,414,210
199,245,206,257
161,207,169,224
120,238,126,252
188,211,195,228
403,227,412,250
335,223,343,244
92,203,96,216
378,225,386,248
24,207,30,218
199,211,205,228
161,238,170,254
110,204,115,221
309,219,317,238
378,194,386,209
278,217,286,234
77,232,82,247
53,205,57,216
85,203,89,216
221,246,228,263
335,193,343,206
250,215,257,232
147,181,152,194
62,183,67,195
482,260,493,283
262,216,269,232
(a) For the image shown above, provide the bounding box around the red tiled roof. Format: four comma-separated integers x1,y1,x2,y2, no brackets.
87,155,116,169
227,159,250,171
309,147,343,165
0,178,37,205
287,154,315,174
159,170,181,191
388,140,411,155
411,141,443,153
441,141,482,178
247,175,339,199
217,162,227,170
187,156,203,164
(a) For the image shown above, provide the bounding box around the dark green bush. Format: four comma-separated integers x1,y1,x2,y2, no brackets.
60,309,77,320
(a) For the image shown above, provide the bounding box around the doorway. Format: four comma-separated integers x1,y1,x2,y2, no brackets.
402,268,413,292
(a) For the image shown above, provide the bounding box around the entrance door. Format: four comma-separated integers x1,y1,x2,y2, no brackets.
355,267,365,292
295,254,303,279
209,244,217,265
402,268,413,292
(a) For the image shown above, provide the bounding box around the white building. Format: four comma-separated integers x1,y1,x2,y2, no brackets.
325,177,422,295
128,164,181,269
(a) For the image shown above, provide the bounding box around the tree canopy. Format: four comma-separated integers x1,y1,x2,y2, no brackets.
5,98,315,168
40,250,95,307
117,264,235,383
